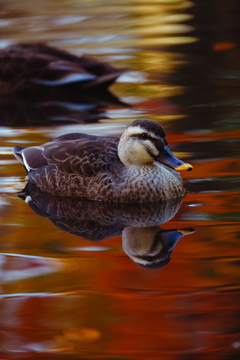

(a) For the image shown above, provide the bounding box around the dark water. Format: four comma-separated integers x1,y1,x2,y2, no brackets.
0,0,240,359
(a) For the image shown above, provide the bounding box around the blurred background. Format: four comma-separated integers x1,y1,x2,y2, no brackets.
0,0,240,359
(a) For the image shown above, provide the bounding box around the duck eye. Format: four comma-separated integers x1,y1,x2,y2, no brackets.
141,133,149,140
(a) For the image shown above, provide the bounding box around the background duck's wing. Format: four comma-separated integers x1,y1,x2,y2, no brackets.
21,43,124,79
0,44,95,85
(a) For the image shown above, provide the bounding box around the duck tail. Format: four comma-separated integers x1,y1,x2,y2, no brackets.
13,146,25,164
82,72,123,90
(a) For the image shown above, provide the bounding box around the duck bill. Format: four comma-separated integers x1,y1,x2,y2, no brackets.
156,146,193,171
161,227,195,251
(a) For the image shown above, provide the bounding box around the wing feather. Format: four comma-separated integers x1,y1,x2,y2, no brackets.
41,135,120,177
21,146,46,171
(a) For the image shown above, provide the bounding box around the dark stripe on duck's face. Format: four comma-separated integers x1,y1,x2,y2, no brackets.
130,133,152,141
155,145,193,171
128,119,166,139
130,133,165,149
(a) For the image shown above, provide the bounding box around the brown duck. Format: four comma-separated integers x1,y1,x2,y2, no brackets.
0,43,123,96
0,43,125,126
13,119,193,202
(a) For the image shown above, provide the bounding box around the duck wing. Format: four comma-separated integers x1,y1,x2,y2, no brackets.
14,133,120,177
19,43,123,79
0,44,95,86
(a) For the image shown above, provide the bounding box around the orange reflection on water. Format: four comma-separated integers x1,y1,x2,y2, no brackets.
1,0,240,359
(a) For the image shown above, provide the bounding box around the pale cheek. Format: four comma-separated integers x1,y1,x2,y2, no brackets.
131,144,154,165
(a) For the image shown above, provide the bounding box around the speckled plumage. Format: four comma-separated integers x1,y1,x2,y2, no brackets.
13,119,192,202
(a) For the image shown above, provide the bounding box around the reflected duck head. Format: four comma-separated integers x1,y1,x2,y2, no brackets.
122,226,194,270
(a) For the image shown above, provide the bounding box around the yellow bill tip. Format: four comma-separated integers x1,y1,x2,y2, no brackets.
175,163,193,171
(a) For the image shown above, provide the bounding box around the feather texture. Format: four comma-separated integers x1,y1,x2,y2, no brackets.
13,119,192,202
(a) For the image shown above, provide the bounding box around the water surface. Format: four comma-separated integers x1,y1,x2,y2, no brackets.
0,0,240,359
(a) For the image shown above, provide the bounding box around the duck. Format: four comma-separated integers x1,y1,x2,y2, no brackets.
0,43,125,126
0,43,123,97
13,119,193,203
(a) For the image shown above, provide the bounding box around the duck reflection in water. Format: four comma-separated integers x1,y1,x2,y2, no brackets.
0,43,125,126
18,183,194,270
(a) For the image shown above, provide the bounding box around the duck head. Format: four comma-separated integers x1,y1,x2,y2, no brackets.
118,119,193,171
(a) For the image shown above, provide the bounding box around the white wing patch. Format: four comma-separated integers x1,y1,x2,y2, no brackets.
31,73,96,86
21,146,46,171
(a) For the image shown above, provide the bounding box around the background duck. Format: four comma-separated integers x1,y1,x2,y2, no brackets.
0,43,124,96
13,119,193,203
0,43,125,126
